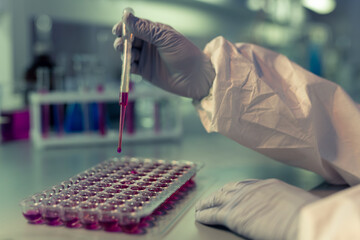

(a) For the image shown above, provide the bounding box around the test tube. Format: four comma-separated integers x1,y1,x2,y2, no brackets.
36,67,51,138
117,8,135,153
53,67,65,136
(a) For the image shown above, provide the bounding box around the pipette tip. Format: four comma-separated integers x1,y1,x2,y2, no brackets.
117,147,122,153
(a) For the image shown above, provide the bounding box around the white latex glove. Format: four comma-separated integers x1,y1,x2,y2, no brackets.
112,14,215,100
195,179,320,240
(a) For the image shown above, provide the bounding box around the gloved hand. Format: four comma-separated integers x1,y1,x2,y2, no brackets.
112,14,215,100
195,179,320,240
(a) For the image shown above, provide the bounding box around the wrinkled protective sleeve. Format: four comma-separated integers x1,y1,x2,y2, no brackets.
194,36,360,186
298,184,360,239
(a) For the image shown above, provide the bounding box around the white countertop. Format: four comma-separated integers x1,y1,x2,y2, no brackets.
0,132,327,240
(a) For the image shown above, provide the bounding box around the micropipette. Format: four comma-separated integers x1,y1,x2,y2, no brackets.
117,8,135,153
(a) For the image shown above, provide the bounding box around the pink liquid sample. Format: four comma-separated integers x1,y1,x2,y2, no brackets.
41,104,50,138
121,222,146,234
44,216,62,226
117,92,128,153
64,218,81,228
23,210,42,223
82,222,100,230
99,219,119,232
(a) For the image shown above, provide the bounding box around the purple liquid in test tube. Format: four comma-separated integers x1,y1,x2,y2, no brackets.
41,104,50,138
55,104,64,136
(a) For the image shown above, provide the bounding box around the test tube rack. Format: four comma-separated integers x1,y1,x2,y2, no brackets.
29,88,183,149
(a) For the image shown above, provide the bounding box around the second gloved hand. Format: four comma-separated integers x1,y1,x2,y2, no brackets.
113,14,215,100
195,179,320,240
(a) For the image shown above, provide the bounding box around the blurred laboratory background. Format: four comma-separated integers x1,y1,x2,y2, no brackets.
0,0,359,146
1,1,357,238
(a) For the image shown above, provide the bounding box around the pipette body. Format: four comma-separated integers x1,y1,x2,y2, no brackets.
117,8,134,153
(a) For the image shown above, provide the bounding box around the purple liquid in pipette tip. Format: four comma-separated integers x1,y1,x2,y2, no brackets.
117,92,128,153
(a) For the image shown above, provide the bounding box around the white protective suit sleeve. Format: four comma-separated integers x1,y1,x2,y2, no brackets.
195,36,360,186
298,184,360,240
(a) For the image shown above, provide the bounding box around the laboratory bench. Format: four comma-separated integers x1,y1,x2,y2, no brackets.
0,132,328,240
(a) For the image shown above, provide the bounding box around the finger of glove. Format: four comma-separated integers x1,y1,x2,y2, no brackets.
194,180,259,212
125,13,175,46
131,48,141,62
113,37,123,51
195,207,224,226
220,179,260,193
113,38,140,61
195,191,224,212
113,22,143,46
195,188,239,212
114,36,142,50
112,21,122,36
131,62,139,74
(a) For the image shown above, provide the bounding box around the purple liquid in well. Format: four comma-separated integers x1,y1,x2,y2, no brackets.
134,196,150,203
120,180,135,185
45,216,61,226
141,191,157,198
130,186,146,191
99,219,119,231
144,178,157,182
23,210,42,223
148,187,162,193
127,176,141,181
83,222,100,230
64,218,81,228
106,188,121,194
116,194,133,201
149,174,161,178
107,199,126,206
121,223,143,234
160,179,173,184
154,183,168,188
136,182,152,187
117,92,128,153
80,210,99,230
123,190,139,196
113,184,129,189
